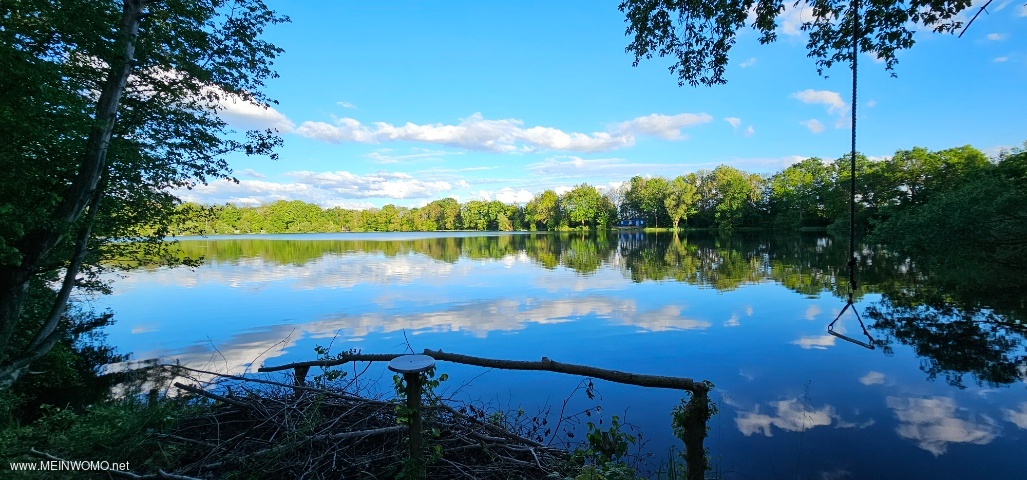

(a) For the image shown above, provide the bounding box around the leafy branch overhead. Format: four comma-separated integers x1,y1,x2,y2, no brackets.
619,0,975,85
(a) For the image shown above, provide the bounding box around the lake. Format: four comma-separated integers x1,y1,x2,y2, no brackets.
94,231,1027,479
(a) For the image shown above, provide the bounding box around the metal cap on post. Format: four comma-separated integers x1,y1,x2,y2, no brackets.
388,354,436,477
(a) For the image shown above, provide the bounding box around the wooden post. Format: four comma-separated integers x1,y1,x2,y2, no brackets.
293,365,309,399
682,386,710,480
388,354,435,478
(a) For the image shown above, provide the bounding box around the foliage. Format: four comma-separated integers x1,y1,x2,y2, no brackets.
664,175,699,229
310,344,353,389
619,0,975,86
770,157,832,229
581,415,636,465
871,146,1027,288
0,0,288,387
527,190,563,231
623,176,670,228
563,184,617,229
0,396,204,478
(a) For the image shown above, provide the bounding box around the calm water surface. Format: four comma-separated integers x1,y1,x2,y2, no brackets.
95,232,1027,479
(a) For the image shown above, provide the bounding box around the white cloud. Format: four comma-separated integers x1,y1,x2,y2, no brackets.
216,94,294,132
744,125,755,137
782,155,807,167
792,333,835,349
994,56,1009,63
1004,403,1027,429
740,57,757,68
859,371,886,385
554,185,573,195
993,0,1010,12
493,187,534,204
613,113,713,140
736,399,836,436
365,148,464,164
294,118,376,143
792,89,847,114
178,178,366,208
778,4,814,36
867,100,877,107
520,125,631,151
801,119,825,133
336,101,356,108
724,117,742,129
986,33,1006,41
287,170,452,199
805,304,822,320
177,170,456,207
131,66,295,133
524,155,709,186
612,305,710,331
475,187,534,204
237,168,266,179
294,112,709,153
887,396,998,456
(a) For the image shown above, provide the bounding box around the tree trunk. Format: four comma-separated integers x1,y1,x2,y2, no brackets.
0,0,147,389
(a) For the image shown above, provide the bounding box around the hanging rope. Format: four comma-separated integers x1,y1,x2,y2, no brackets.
848,0,858,305
828,0,876,350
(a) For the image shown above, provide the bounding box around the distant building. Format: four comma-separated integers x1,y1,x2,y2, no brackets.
617,218,645,228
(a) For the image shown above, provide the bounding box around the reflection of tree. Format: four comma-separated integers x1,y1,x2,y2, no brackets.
621,233,765,290
867,280,1027,388
561,235,604,275
160,232,1027,388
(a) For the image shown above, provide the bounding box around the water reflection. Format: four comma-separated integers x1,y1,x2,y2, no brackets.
734,398,873,437
100,232,1027,478
886,396,999,456
158,231,1026,389
1004,403,1027,429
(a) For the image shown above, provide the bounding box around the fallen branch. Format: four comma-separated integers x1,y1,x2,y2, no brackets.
425,349,703,393
159,364,391,406
260,349,704,393
173,382,250,408
307,425,405,442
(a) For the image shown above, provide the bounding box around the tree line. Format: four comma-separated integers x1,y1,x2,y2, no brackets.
170,143,1014,236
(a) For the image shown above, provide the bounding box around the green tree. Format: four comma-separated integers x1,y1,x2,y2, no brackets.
884,145,990,209
709,166,763,231
461,201,491,231
620,0,976,86
525,190,561,231
664,175,699,230
624,176,670,228
562,184,605,228
427,198,461,230
769,158,831,228
0,0,287,387
872,147,1027,288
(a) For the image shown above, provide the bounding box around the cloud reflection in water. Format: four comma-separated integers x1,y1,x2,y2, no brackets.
886,396,998,456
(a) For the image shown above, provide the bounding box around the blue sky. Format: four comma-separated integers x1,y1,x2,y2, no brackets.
182,0,1027,209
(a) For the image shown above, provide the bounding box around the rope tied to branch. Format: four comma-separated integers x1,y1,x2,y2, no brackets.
829,0,876,350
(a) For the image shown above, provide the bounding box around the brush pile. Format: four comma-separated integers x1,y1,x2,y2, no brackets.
141,366,570,479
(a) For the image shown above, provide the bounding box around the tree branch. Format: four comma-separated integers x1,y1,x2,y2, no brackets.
260,349,704,393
